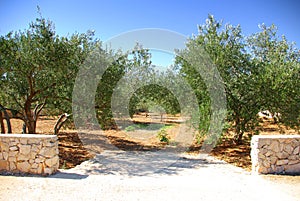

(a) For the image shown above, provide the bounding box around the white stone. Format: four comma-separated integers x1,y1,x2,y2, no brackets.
265,150,274,157
17,161,31,172
44,167,53,175
276,159,289,166
8,151,18,157
9,162,16,170
8,156,16,162
19,145,31,155
0,142,9,152
276,151,289,159
284,144,293,155
269,140,280,152
35,156,45,163
269,156,277,165
293,146,300,155
288,160,299,165
17,154,30,161
9,146,18,151
20,138,28,145
3,152,8,160
31,163,38,169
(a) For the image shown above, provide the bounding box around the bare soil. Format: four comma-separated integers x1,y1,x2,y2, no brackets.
6,115,299,172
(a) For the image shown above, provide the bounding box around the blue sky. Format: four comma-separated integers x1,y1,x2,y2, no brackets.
0,0,299,67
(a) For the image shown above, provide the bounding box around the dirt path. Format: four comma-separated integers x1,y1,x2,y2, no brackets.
0,152,299,201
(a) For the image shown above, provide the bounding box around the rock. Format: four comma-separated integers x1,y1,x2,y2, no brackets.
285,163,300,174
39,147,56,158
288,160,299,165
31,163,38,169
8,151,18,157
0,160,8,170
269,140,280,152
0,142,9,152
9,146,18,151
288,155,298,160
8,156,17,162
19,145,31,155
44,167,53,175
17,161,31,172
17,154,30,161
276,159,289,166
9,162,16,170
269,156,277,165
276,151,289,159
20,138,28,145
35,156,45,163
3,152,8,160
284,144,293,155
265,150,273,157
37,163,43,174
293,146,300,155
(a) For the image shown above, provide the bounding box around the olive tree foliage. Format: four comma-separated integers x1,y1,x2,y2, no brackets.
247,24,300,130
0,16,95,133
176,15,261,144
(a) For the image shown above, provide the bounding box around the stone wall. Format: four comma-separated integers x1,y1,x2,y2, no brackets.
251,135,300,174
0,134,59,175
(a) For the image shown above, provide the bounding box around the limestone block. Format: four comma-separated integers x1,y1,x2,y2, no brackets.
17,154,31,161
284,144,293,155
9,146,18,151
262,160,270,168
39,147,56,158
269,156,277,165
8,156,16,162
3,152,8,160
9,162,16,170
28,138,41,145
288,155,298,160
37,163,43,174
35,156,45,163
17,161,31,172
285,163,300,174
30,151,37,159
293,146,300,155
288,160,299,165
276,159,289,166
20,138,28,145
0,142,9,152
269,140,280,152
276,151,289,159
19,145,31,155
9,140,19,146
44,167,53,175
8,151,18,157
31,163,38,169
0,160,8,170
265,150,274,157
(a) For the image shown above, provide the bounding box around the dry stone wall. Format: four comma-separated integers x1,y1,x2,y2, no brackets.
0,134,59,175
251,135,300,174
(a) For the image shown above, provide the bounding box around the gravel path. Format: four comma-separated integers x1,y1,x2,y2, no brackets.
0,151,299,201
